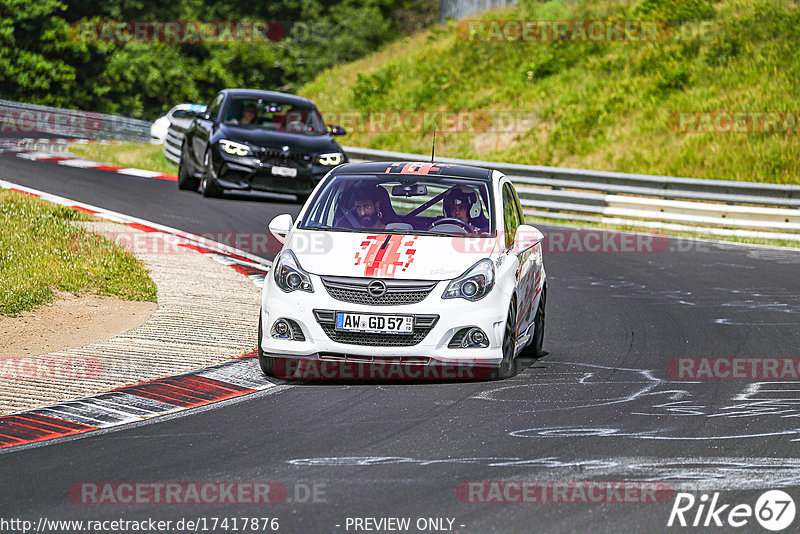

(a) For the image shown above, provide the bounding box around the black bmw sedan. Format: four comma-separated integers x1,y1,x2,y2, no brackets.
177,88,347,202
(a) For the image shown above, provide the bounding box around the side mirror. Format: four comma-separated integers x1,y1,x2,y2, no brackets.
268,213,294,238
197,112,212,121
513,224,544,254
329,124,346,136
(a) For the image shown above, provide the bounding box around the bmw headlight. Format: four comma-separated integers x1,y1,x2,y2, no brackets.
442,259,495,301
318,152,343,166
219,139,250,156
273,250,313,293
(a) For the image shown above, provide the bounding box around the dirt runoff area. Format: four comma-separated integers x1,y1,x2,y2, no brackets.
0,291,156,359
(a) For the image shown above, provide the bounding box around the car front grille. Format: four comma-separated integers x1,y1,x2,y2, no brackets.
321,276,437,306
256,147,312,165
313,310,438,347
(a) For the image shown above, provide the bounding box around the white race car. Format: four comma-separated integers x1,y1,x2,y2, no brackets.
259,161,546,379
149,103,206,144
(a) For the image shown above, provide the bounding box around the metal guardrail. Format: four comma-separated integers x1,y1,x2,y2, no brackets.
159,123,800,241
343,146,800,242
0,99,151,142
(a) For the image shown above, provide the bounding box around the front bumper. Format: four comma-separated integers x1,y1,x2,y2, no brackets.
214,151,336,194
260,272,510,367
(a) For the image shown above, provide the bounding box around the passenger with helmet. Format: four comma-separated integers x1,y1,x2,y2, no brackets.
442,185,488,233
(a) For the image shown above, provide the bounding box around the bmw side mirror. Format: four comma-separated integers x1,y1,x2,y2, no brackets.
513,225,544,254
329,124,346,136
269,213,294,238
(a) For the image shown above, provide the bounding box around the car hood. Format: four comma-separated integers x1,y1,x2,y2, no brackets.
286,230,500,281
217,124,341,153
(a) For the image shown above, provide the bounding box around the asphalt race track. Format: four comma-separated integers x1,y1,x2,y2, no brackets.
2,148,800,533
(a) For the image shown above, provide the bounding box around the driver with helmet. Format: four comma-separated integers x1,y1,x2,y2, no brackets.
442,185,488,233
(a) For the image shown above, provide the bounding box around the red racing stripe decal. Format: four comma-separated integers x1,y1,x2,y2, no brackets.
356,234,419,278
365,235,393,277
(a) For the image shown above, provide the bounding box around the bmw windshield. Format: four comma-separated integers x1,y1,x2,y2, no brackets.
222,97,327,135
300,174,495,237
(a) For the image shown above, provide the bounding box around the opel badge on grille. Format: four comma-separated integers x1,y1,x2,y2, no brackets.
367,280,387,298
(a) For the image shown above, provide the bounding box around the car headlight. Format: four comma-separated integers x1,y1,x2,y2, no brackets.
219,139,250,156
273,250,313,293
442,259,495,301
318,152,343,166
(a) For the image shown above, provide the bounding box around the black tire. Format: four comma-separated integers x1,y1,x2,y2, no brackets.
296,193,310,204
177,144,200,191
258,314,277,377
493,301,517,379
522,284,546,358
200,150,223,198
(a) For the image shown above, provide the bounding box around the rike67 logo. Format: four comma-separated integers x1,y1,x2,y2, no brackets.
668,490,796,531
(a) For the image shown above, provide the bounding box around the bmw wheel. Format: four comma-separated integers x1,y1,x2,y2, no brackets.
177,143,200,190
200,150,223,198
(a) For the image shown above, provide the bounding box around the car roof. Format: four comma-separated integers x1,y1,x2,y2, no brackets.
330,161,493,181
220,89,315,107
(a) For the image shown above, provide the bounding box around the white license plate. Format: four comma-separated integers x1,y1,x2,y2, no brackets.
335,313,413,334
271,166,297,178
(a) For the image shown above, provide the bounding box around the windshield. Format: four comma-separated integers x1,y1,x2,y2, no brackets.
222,97,327,134
300,174,495,237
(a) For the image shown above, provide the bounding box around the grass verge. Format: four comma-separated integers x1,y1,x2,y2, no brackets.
0,189,158,317
69,142,177,175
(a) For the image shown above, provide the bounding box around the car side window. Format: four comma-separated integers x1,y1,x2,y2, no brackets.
511,184,525,228
502,182,521,249
207,93,224,121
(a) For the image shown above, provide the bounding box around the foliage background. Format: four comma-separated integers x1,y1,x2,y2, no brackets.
0,0,437,119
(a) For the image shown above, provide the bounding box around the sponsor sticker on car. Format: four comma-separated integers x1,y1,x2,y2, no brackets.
335,313,413,335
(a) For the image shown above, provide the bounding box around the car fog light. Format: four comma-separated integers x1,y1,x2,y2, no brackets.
274,319,290,337
468,329,486,346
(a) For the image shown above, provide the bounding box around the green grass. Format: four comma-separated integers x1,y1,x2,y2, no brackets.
301,0,800,184
69,142,177,176
0,190,158,317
